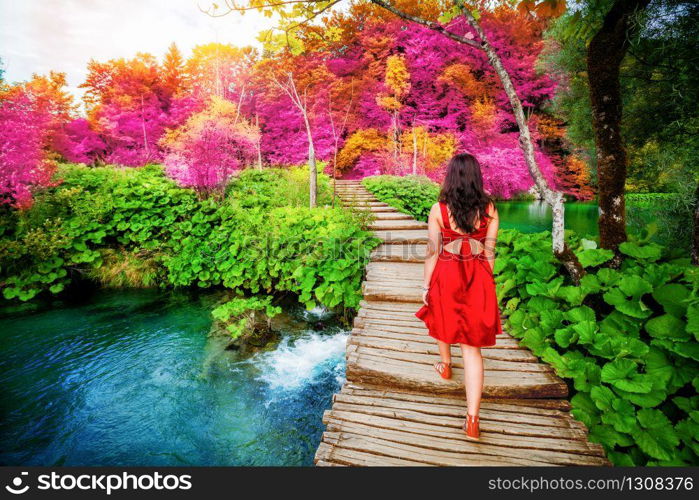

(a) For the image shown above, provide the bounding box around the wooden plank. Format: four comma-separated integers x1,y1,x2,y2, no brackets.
324,422,608,465
348,335,538,363
351,328,527,351
359,299,431,312
315,440,426,466
322,431,551,466
342,201,390,207
349,343,551,373
366,261,425,275
347,353,568,398
370,212,413,220
370,243,426,262
357,206,399,212
332,394,569,428
328,403,586,441
341,384,572,412
322,412,600,456
351,324,511,345
369,220,428,230
372,230,428,244
362,283,423,302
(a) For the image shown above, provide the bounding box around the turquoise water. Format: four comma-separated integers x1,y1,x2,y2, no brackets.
497,201,599,237
0,289,347,466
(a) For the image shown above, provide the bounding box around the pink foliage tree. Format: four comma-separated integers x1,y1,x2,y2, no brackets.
162,97,258,196
0,88,56,208
54,118,107,164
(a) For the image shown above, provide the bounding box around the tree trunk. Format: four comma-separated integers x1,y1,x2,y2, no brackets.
140,94,150,162
587,0,651,266
308,143,317,208
457,4,584,282
305,117,317,208
332,148,338,208
412,128,418,175
693,183,699,265
255,113,263,170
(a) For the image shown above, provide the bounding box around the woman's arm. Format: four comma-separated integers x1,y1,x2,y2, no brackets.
483,202,499,272
422,203,442,305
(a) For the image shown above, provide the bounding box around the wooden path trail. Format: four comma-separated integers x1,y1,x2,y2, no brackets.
314,179,609,466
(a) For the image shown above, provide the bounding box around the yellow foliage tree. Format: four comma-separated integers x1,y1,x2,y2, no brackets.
401,127,458,174
376,55,410,163
470,97,497,138
336,129,387,172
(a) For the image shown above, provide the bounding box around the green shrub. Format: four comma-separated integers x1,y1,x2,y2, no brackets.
227,165,333,208
164,203,379,309
498,228,699,465
627,193,693,251
363,175,439,221
1,163,378,310
1,164,196,301
212,295,282,339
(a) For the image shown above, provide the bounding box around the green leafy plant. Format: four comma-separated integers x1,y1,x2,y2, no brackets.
499,228,699,465
212,295,282,339
1,163,378,313
363,175,439,221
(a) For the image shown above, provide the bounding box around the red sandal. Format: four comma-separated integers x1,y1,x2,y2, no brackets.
463,414,480,441
433,361,452,380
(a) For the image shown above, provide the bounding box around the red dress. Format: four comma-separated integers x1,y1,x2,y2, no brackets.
415,202,501,346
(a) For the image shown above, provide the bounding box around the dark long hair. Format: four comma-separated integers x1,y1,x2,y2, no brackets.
439,153,494,233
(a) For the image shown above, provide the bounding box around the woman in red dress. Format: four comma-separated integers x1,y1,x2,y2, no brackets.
415,153,501,441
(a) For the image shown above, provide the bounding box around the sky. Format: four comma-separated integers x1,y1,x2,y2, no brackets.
0,0,275,98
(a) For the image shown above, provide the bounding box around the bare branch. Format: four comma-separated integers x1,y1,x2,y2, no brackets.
369,0,482,50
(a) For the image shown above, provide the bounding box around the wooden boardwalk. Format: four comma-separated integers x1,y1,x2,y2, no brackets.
314,180,609,466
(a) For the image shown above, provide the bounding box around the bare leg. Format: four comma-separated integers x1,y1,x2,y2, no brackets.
437,340,452,365
460,343,484,416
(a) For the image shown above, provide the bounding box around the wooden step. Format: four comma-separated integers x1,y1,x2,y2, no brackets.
346,348,569,398
316,387,607,466
342,201,390,207
370,243,426,262
341,383,572,411
362,282,422,302
372,229,428,244
369,219,428,231
370,212,413,220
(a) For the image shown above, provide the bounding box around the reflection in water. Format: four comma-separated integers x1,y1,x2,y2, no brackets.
0,289,347,466
497,201,598,237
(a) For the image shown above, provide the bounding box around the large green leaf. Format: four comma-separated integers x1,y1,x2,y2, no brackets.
619,275,653,298
572,320,598,345
570,392,600,427
686,302,699,340
564,305,596,323
601,358,653,393
603,288,652,319
645,314,690,341
602,397,637,434
577,248,615,268
613,386,667,408
589,423,633,449
590,385,615,411
554,326,577,348
635,409,680,461
652,283,690,317
619,241,662,261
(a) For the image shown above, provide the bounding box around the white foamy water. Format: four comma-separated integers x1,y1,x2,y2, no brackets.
254,332,349,391
299,306,334,322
